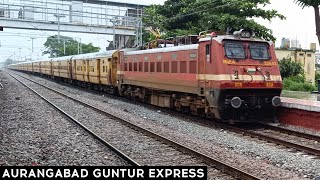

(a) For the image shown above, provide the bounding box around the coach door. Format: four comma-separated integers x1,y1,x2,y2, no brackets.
197,42,211,95
97,59,101,84
50,60,53,76
111,51,119,86
69,57,74,79
39,62,42,74
86,59,90,82
73,59,77,80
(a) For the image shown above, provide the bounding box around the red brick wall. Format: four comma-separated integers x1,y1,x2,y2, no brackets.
279,107,320,131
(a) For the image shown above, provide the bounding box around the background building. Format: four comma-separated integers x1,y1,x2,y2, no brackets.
275,46,316,84
290,39,301,48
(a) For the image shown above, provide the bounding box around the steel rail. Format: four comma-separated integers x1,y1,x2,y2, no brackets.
8,71,261,180
215,123,320,157
7,71,140,167
260,123,320,142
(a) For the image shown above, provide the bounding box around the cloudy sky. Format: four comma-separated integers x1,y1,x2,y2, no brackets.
0,0,318,62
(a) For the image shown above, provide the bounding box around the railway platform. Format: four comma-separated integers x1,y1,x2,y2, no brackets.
280,97,320,131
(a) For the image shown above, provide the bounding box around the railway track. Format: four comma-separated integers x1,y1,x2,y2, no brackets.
260,124,320,142
7,71,261,180
212,123,320,157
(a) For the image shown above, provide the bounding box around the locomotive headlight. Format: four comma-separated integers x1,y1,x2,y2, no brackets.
241,31,251,38
272,96,281,107
231,97,242,108
234,29,254,38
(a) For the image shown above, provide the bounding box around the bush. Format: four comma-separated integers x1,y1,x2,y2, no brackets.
283,78,317,92
279,58,317,92
286,75,305,83
316,71,320,88
316,71,320,81
279,58,304,78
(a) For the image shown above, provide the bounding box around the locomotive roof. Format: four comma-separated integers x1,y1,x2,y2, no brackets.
51,50,117,61
199,35,273,45
125,44,199,55
9,51,117,66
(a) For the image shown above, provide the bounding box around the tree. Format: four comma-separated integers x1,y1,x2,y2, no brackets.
279,58,304,78
295,0,320,45
43,35,100,57
3,58,14,66
144,0,285,41
316,71,320,80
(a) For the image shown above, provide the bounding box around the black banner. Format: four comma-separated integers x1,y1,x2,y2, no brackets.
0,166,207,180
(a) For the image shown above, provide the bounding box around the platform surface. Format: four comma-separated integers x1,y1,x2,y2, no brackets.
281,97,320,112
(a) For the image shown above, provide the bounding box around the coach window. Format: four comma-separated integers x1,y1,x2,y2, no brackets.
144,62,149,72
103,66,105,72
171,61,177,73
150,62,155,72
129,62,133,71
157,62,162,72
180,61,187,73
164,62,169,73
134,62,138,71
139,62,143,72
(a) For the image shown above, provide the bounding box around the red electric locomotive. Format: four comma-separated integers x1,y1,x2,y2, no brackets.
117,29,282,122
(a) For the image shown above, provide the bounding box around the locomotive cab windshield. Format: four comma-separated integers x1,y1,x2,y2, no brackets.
249,43,270,60
224,41,246,60
223,40,271,61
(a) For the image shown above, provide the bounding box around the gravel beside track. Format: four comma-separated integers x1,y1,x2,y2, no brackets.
0,70,129,166
11,71,318,179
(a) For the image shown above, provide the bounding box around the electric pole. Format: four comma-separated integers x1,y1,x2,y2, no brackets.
54,13,65,43
30,37,36,52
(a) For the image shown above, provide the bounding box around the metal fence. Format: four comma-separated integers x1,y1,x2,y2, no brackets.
0,0,144,28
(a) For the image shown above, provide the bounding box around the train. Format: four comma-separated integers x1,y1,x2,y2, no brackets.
8,29,283,123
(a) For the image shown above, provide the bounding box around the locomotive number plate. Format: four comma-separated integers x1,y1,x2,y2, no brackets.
266,82,274,87
223,60,236,64
234,83,243,87
263,62,277,66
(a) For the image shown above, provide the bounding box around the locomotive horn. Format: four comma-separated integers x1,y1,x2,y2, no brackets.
231,97,242,108
272,96,281,107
